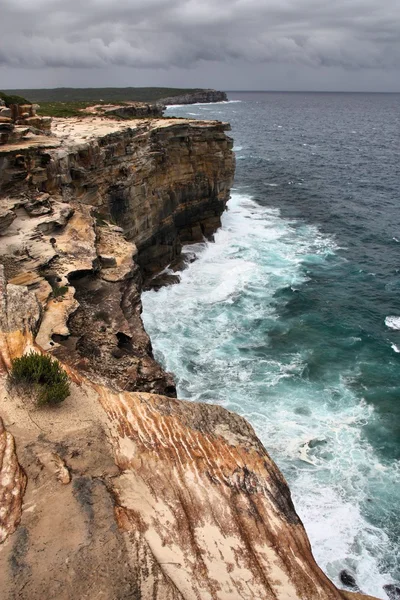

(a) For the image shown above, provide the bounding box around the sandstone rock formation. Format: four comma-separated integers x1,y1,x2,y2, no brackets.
0,114,379,600
0,101,51,146
1,116,235,278
103,102,165,119
159,89,228,105
0,268,377,600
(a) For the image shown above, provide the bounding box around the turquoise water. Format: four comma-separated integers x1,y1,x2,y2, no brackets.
142,93,400,598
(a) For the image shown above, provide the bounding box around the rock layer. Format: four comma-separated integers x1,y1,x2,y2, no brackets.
160,89,228,105
103,102,164,119
0,102,51,145
1,117,235,276
0,116,234,391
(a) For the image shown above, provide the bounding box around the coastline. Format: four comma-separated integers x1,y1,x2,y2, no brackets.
0,113,380,599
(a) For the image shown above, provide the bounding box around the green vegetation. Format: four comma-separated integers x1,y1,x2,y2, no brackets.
0,91,31,106
2,87,208,118
93,210,111,227
10,352,70,406
3,87,204,104
51,284,69,299
36,101,108,117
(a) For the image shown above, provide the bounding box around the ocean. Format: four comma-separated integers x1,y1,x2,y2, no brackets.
142,92,400,598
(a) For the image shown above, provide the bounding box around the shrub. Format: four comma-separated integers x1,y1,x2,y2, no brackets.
52,284,69,299
11,352,70,406
0,91,31,107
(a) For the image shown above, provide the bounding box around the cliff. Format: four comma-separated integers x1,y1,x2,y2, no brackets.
0,116,378,600
159,89,228,105
82,102,165,119
1,116,234,277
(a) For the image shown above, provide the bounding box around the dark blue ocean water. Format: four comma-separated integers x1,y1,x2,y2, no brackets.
142,92,400,597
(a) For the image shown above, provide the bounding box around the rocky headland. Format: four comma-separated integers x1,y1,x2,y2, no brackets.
0,110,377,599
158,89,228,105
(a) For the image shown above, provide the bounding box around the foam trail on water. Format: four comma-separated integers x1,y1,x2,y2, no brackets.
165,100,241,109
142,192,399,598
386,316,400,330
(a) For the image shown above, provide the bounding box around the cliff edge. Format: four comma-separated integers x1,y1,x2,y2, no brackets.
159,89,228,105
0,116,377,600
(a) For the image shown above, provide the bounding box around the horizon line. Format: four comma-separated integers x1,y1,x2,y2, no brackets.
3,86,400,94
227,89,400,93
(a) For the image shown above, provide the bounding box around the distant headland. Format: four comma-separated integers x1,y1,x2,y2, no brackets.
3,87,228,105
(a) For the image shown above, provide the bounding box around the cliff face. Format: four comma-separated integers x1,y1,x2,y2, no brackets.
103,102,164,119
160,89,228,105
1,117,235,276
0,117,378,600
0,268,376,600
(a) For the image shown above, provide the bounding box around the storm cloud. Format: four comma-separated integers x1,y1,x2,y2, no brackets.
1,0,399,89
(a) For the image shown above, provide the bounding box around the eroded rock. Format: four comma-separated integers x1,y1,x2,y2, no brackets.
340,570,359,590
0,417,27,544
384,585,400,600
0,209,16,234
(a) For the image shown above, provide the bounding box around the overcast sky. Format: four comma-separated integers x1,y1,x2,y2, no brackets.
1,0,399,91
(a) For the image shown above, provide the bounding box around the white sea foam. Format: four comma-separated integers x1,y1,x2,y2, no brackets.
385,316,400,330
165,100,241,109
142,192,399,598
391,343,400,353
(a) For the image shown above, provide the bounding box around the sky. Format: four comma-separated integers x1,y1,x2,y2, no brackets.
1,0,400,92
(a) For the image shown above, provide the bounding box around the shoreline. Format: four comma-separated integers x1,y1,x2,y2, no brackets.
0,113,380,600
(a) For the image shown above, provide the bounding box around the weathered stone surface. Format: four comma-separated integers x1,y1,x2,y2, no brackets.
35,286,79,351
22,116,52,133
0,208,16,234
104,102,164,119
0,108,12,119
23,193,52,216
145,270,181,290
0,190,173,394
0,118,234,277
383,585,400,600
0,103,52,146
0,417,27,544
0,124,14,146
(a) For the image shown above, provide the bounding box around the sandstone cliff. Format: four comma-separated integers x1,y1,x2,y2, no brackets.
1,116,234,277
159,89,228,105
0,116,378,600
0,269,375,600
0,99,51,145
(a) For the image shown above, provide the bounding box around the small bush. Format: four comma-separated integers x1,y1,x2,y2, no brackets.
0,91,31,107
52,285,69,299
11,352,70,406
93,211,107,227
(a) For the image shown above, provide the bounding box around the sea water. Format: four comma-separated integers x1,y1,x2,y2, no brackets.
142,92,400,598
